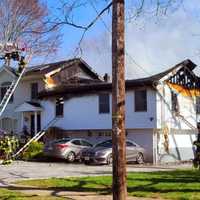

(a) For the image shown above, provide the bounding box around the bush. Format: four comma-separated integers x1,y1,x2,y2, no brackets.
0,136,19,163
21,141,44,161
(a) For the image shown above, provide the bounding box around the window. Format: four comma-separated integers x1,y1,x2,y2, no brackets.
31,83,38,100
196,97,200,114
99,93,110,113
72,140,81,146
80,140,93,147
0,117,17,133
1,82,13,103
96,140,112,148
171,91,179,112
55,98,64,117
135,90,147,112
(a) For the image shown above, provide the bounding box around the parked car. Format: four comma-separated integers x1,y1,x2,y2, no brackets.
82,139,145,165
43,138,93,162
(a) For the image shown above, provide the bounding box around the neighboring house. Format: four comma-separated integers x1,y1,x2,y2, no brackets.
0,57,199,163
0,58,101,137
38,59,200,163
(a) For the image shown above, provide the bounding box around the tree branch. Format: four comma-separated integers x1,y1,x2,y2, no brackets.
29,1,113,34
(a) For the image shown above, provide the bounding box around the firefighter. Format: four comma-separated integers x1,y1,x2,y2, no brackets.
193,123,200,169
17,56,26,74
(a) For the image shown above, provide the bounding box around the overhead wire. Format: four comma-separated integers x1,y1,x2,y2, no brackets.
88,0,153,79
88,0,199,133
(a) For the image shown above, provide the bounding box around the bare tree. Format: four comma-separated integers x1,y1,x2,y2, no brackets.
0,0,60,56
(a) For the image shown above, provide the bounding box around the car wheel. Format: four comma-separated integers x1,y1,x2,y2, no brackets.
107,154,113,165
136,152,144,164
67,152,75,162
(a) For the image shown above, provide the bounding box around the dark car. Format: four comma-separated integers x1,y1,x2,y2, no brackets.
44,138,93,162
82,139,145,165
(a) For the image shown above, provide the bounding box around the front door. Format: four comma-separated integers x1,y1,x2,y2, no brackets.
30,115,34,137
30,113,41,137
37,114,41,132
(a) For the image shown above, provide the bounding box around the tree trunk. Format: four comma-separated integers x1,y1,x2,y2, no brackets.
112,0,127,199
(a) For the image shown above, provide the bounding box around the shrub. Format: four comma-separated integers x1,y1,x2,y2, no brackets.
0,136,19,164
21,141,44,161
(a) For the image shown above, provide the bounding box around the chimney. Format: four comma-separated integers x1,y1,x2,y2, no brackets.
103,73,110,82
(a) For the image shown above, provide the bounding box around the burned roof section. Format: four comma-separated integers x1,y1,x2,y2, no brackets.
38,78,155,99
25,58,102,80
38,59,198,99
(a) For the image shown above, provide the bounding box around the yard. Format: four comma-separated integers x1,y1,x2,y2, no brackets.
8,169,199,200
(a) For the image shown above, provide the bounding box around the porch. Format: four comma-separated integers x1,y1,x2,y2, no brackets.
15,101,43,137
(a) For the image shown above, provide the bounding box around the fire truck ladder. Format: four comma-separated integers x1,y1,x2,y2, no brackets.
12,117,58,158
0,67,26,117
177,113,197,130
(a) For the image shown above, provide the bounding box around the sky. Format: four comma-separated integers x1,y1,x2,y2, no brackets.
41,0,200,79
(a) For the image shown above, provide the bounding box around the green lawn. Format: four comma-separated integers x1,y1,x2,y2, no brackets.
0,188,65,200
16,170,200,200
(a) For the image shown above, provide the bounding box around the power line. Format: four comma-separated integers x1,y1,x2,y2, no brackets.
88,0,153,79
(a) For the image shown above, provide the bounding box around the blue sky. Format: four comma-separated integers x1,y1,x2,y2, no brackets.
40,0,200,79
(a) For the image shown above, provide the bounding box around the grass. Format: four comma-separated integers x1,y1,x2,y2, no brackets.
16,170,200,200
0,188,66,200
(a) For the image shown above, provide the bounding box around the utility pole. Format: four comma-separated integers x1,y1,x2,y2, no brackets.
112,0,127,200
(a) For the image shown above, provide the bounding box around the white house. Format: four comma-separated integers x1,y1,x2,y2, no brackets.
0,58,199,163
38,59,200,163
0,58,101,137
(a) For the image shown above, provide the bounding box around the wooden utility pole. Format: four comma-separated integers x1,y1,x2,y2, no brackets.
112,0,127,200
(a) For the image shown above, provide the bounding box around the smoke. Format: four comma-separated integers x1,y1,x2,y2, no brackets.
80,1,200,79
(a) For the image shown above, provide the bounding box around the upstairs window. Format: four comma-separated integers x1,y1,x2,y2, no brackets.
135,90,147,112
1,82,13,103
55,98,64,117
171,91,179,112
99,93,110,114
31,83,38,100
196,96,200,114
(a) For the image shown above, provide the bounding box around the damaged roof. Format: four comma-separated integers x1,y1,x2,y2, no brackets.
39,59,197,99
25,58,102,80
0,58,102,80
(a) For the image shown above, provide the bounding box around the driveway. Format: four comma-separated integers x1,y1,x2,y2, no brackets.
0,161,192,186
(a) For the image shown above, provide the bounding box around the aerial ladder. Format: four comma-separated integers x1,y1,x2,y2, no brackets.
0,43,58,159
0,43,27,117
0,67,26,117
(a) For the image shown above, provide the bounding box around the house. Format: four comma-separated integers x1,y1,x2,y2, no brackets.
0,58,102,137
38,59,200,163
0,58,199,163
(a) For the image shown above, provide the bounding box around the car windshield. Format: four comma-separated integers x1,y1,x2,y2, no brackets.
95,140,112,148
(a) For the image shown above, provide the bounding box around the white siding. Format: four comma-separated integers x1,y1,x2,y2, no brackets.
41,100,55,129
0,69,45,133
156,83,197,129
156,82,197,162
126,90,156,129
41,89,157,130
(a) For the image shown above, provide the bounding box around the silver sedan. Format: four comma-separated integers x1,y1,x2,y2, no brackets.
44,138,93,162
82,139,145,165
